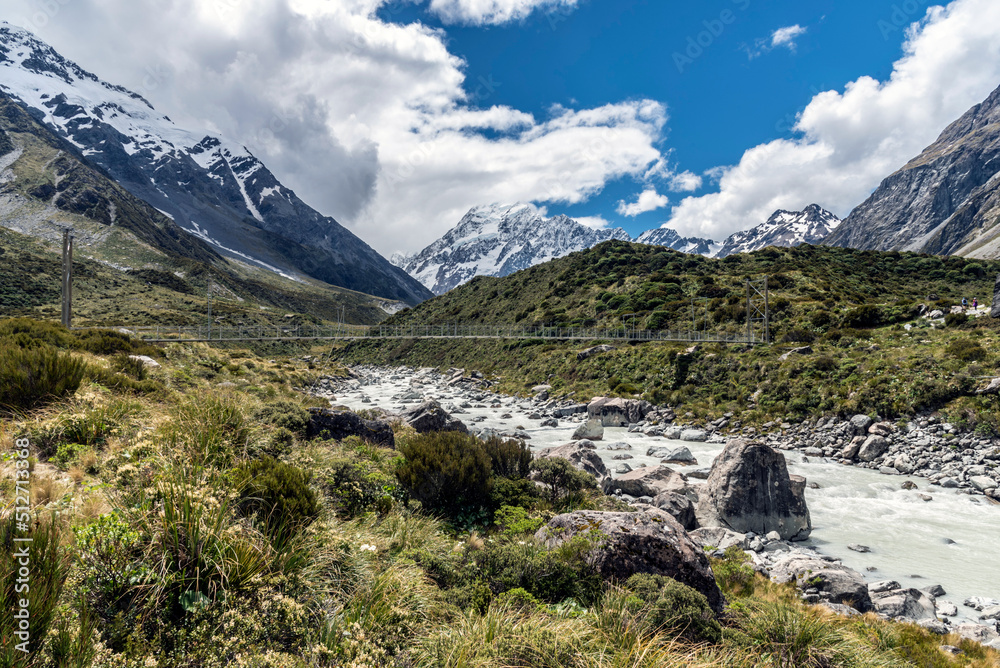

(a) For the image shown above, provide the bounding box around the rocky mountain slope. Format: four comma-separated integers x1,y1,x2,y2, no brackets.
715,205,841,258
0,22,431,305
824,83,1000,258
393,203,630,294
634,227,718,256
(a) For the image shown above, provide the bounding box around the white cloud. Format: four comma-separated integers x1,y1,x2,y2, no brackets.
573,215,613,230
771,24,806,50
668,0,1000,242
427,0,579,25
617,188,670,217
668,171,703,192
7,0,662,255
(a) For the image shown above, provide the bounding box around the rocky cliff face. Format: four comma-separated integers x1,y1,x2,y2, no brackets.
394,203,630,295
634,227,718,256
715,205,841,258
0,22,431,305
824,83,1000,258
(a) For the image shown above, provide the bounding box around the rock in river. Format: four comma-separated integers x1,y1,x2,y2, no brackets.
307,408,395,447
696,439,812,541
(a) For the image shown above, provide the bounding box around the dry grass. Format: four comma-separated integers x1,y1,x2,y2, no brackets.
32,475,65,507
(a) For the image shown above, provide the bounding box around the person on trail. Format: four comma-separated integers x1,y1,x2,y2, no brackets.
973,297,978,311
962,297,968,310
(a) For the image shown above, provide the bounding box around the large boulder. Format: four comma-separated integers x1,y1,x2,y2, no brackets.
307,408,395,447
401,400,468,434
535,441,609,485
770,556,873,612
651,491,697,530
850,414,874,435
696,439,811,541
857,435,889,462
587,397,653,427
572,419,605,441
871,587,938,622
689,527,749,551
605,466,689,498
535,509,725,612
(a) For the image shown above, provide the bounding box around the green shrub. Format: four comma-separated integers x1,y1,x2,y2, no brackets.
489,476,541,511
711,545,757,597
530,457,598,506
494,505,545,538
482,436,532,479
396,432,492,517
493,587,542,613
944,312,969,328
319,457,406,517
473,537,602,605
169,394,253,465
233,457,319,537
0,515,71,665
946,338,987,362
0,342,86,412
623,573,722,643
840,304,883,328
73,512,150,629
253,400,311,437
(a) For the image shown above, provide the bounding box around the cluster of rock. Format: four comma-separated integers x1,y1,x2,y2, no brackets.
730,413,1000,501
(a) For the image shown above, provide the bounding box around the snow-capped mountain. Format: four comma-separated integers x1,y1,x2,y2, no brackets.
634,227,718,256
0,22,431,305
395,203,631,294
715,204,841,258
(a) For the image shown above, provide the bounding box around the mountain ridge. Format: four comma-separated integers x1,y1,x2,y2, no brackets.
0,22,432,305
715,204,841,258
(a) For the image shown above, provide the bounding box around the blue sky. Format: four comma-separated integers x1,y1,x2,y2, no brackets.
11,0,1000,253
375,0,934,240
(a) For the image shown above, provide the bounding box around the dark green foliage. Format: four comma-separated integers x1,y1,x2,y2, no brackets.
473,537,603,605
0,342,86,411
779,329,815,344
945,312,969,328
489,476,541,511
481,436,532,479
711,545,757,597
624,573,722,643
946,337,987,362
529,458,598,506
113,352,148,381
318,458,407,517
254,400,311,437
233,457,319,536
493,587,542,612
840,305,883,329
0,516,72,664
396,432,493,517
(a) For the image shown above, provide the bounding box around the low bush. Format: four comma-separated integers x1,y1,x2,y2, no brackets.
254,400,311,437
623,573,722,643
947,337,987,362
530,457,598,507
396,431,492,518
472,536,602,605
319,457,406,517
481,435,532,479
0,342,86,412
233,457,319,538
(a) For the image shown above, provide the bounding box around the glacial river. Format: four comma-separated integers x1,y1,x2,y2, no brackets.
331,372,1000,621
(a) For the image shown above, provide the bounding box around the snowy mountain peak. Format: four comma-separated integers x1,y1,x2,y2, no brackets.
0,24,431,304
634,227,718,256
715,204,841,258
398,203,630,294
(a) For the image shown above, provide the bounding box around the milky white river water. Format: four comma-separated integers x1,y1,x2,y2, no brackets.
332,373,1000,620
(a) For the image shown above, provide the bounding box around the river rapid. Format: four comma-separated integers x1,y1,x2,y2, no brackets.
327,368,1000,623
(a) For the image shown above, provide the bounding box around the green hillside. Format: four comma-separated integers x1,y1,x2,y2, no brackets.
334,242,1000,430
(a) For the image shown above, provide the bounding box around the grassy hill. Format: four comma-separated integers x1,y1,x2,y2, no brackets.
1,317,997,667
334,242,1000,431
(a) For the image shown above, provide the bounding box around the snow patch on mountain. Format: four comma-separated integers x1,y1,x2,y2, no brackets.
397,203,631,294
714,204,841,258
634,227,718,256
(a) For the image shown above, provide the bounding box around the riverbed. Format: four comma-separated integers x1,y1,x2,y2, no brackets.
328,368,1000,622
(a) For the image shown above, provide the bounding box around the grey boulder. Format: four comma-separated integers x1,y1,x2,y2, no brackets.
587,397,653,427
770,556,873,612
307,408,395,447
535,441,609,485
572,419,605,441
401,400,468,434
605,466,689,498
535,509,725,612
696,439,812,541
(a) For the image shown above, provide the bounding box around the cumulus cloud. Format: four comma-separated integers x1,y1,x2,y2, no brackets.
771,24,806,50
668,171,703,192
668,0,1000,241
7,0,661,254
617,188,670,217
573,215,614,230
427,0,579,25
